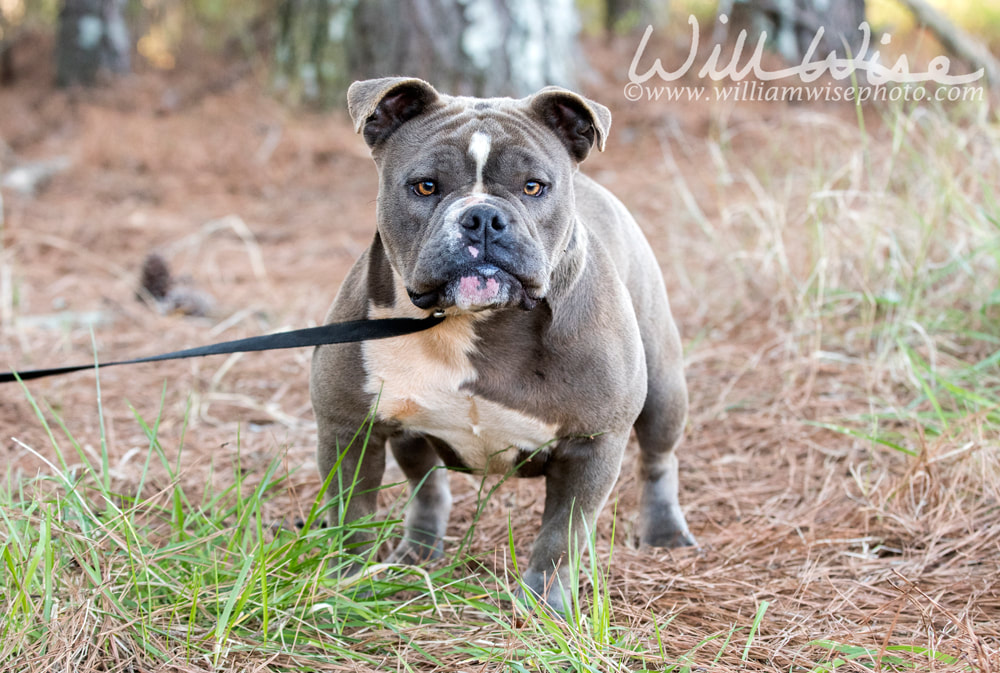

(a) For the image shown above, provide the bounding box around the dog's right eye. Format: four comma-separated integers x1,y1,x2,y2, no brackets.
413,180,437,197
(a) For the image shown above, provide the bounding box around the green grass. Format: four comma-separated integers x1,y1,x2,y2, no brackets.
0,377,712,672
9,372,939,672
654,89,997,671
7,397,973,673
837,100,1000,456
716,91,1000,456
808,639,959,672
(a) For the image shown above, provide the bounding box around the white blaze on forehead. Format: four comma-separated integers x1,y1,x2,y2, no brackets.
468,131,491,193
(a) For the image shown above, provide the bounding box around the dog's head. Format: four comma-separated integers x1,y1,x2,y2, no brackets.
347,77,611,313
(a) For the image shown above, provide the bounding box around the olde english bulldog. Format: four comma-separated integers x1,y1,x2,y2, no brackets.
310,77,694,614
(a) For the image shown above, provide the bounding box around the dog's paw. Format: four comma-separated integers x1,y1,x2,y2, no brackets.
516,569,572,617
639,500,698,550
386,538,444,565
640,527,698,549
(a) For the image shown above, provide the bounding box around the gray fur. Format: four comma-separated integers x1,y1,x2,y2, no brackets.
310,77,694,615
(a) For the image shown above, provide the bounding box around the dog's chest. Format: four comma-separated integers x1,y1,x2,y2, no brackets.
361,315,558,473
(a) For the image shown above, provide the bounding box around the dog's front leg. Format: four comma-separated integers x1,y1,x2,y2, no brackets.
316,421,387,563
386,433,452,564
519,431,627,615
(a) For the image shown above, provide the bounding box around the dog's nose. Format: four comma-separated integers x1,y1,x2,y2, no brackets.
460,205,507,242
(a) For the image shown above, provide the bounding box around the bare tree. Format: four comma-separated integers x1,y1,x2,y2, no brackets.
274,0,581,106
605,0,659,34
713,0,998,88
898,0,999,86
716,0,867,62
1,11,13,85
55,0,130,87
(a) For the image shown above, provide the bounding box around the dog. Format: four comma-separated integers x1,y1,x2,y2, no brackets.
310,77,694,614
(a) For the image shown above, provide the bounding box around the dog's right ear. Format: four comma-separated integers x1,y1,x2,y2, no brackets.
347,78,442,149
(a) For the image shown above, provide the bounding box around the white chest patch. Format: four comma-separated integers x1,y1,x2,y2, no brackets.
362,275,558,474
468,131,491,193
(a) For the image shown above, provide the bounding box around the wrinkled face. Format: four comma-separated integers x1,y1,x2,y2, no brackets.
372,101,579,313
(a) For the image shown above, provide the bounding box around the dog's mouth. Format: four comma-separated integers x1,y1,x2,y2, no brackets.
408,264,542,312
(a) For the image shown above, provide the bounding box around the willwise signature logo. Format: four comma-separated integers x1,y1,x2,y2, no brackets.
624,14,985,104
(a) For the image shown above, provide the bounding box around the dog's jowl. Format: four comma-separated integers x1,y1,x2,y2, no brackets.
310,77,695,614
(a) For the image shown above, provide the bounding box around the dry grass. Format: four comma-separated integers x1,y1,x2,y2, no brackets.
1,34,998,672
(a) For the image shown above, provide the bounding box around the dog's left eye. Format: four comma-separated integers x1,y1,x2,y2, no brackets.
523,181,545,197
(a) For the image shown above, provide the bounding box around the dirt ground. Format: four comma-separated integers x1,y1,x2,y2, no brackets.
1,31,998,670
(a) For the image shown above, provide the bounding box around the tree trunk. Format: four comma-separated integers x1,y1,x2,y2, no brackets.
274,0,581,107
719,0,867,62
605,0,659,34
0,11,12,85
55,0,130,87
898,0,999,87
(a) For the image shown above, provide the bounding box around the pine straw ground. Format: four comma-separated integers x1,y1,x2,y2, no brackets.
1,37,999,672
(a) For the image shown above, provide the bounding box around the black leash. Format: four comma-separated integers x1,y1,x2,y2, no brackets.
0,315,445,384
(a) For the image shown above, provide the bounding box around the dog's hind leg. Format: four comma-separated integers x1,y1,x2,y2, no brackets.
633,314,696,549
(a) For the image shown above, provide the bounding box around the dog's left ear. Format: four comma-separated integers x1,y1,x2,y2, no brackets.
347,77,442,149
528,87,612,163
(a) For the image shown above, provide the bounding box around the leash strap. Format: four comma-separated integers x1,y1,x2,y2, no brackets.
0,315,444,384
